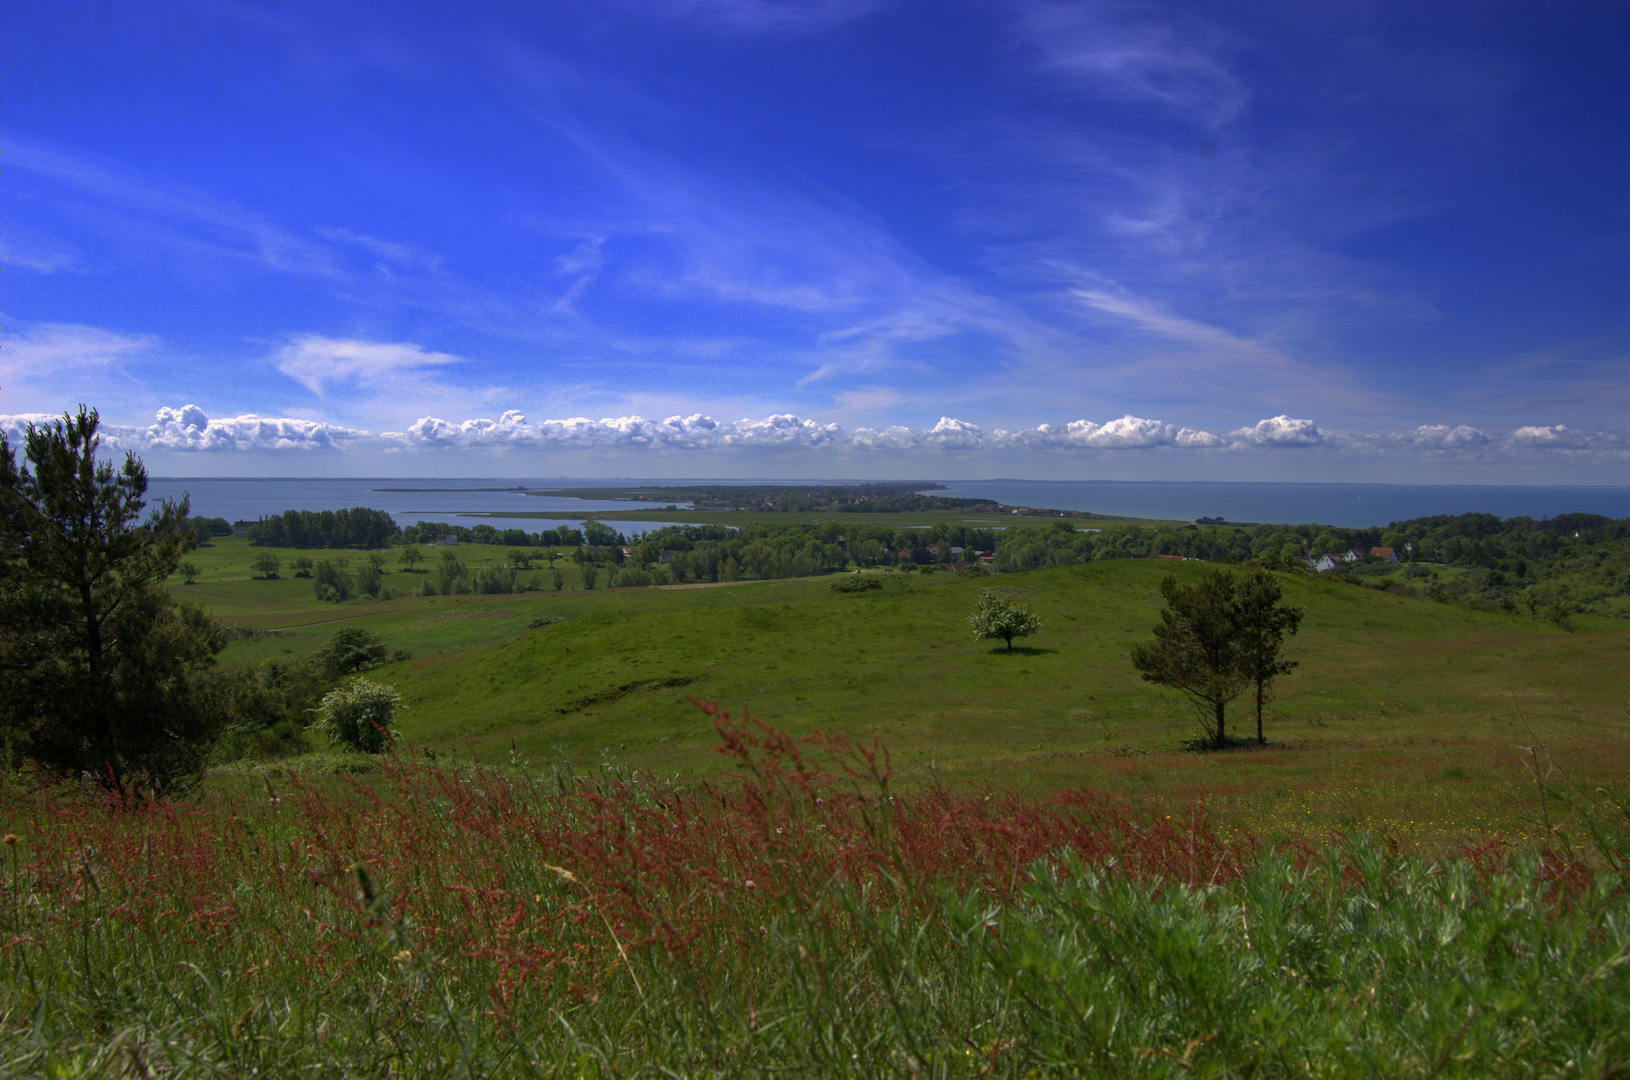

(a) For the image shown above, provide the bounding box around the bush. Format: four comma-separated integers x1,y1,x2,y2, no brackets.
313,560,353,601
473,566,521,594
314,628,389,676
830,575,882,593
312,677,402,753
356,560,383,597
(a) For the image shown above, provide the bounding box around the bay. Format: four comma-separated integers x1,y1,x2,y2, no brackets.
144,477,688,535
146,476,1629,532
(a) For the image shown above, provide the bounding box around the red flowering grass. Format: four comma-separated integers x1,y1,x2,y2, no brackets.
1,698,1621,1080
2,699,1601,1011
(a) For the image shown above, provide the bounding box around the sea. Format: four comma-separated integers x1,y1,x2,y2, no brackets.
143,477,1630,532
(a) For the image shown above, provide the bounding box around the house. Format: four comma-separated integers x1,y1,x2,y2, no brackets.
1341,549,1362,563
1369,546,1398,562
230,520,255,537
1314,554,1342,572
434,534,458,546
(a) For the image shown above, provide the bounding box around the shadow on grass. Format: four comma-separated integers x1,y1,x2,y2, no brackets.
1180,733,1276,754
986,646,1058,656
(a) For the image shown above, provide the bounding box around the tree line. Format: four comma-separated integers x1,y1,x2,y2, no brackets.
247,507,399,549
994,513,1625,570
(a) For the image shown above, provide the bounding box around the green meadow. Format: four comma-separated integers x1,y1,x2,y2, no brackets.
6,534,1626,1076
179,536,1629,843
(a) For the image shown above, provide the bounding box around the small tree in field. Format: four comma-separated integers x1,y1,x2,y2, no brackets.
398,544,422,571
1127,568,1304,747
1132,570,1259,749
250,552,281,579
313,677,402,753
969,589,1042,651
1233,568,1304,744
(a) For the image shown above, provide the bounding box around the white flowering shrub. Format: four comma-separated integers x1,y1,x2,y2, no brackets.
313,677,403,753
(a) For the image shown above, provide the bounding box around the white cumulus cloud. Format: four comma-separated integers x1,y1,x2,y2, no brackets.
989,415,1223,450
8,405,1622,469
141,406,364,451
1233,415,1324,447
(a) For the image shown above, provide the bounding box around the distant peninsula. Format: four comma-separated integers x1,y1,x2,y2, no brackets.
518,482,1109,518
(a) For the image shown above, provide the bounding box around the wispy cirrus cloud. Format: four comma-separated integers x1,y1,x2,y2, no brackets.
0,319,157,411
9,140,346,279
271,335,465,398
1016,1,1247,127
626,0,888,36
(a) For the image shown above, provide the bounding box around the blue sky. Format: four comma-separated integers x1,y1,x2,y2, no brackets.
3,0,1626,481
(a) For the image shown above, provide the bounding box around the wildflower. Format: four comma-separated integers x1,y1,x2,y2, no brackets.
744,879,756,890
2,835,17,847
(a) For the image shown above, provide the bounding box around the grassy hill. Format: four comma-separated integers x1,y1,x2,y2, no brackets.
3,535,1621,1072
180,537,1629,842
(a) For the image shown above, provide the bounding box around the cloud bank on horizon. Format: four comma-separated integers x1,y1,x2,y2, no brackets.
3,405,1621,483
1,0,1624,482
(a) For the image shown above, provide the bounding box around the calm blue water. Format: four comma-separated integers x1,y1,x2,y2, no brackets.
144,478,687,536
936,480,1630,528
147,476,1629,531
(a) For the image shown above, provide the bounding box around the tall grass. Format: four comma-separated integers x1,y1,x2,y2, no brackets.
1,703,1625,1076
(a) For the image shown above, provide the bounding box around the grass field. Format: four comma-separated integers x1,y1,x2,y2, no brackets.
174,537,1630,844
1,536,1624,1074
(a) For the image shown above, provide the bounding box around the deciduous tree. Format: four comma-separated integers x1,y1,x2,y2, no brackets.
315,627,389,676
969,589,1042,651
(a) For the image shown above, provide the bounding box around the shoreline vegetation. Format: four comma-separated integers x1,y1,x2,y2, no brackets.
234,499,1630,625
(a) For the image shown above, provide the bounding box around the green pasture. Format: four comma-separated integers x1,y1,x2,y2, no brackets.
180,537,1630,842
